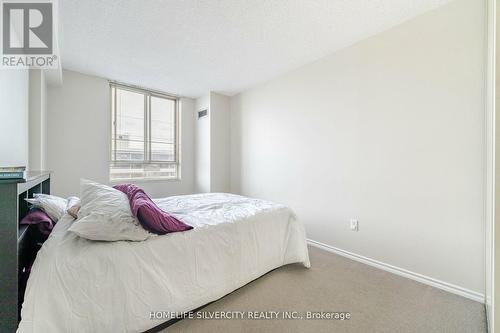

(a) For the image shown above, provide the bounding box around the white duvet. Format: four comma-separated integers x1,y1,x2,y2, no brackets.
18,193,310,333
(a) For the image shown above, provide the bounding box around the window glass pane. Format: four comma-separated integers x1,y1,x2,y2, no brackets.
151,142,175,162
112,88,145,162
150,97,175,162
115,89,145,143
115,139,145,161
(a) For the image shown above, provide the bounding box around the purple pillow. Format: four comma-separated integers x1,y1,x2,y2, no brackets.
20,208,54,237
113,184,192,235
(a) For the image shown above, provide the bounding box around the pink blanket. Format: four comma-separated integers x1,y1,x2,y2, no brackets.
113,184,192,234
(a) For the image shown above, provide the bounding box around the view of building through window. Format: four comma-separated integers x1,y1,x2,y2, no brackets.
110,84,178,181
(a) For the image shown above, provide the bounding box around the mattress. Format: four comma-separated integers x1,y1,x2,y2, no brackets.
17,193,310,333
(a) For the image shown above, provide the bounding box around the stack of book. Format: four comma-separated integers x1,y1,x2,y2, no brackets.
0,166,26,179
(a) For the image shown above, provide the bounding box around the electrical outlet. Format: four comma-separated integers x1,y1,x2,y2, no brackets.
350,219,359,231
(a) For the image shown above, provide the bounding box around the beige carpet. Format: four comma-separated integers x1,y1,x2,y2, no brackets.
161,246,486,333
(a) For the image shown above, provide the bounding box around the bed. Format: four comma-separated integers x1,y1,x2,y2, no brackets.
17,193,310,333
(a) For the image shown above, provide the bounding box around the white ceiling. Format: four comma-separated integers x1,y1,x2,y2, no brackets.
60,0,451,98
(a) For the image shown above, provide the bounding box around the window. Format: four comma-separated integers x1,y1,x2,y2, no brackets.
110,83,179,181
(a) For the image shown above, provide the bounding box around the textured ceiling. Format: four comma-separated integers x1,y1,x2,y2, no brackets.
60,0,451,98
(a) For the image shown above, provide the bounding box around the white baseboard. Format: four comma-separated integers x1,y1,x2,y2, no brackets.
307,239,484,303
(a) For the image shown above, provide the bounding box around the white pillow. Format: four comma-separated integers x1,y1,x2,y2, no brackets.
69,179,152,241
26,194,68,222
69,213,154,241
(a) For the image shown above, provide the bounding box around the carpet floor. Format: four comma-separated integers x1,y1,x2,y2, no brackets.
162,246,486,333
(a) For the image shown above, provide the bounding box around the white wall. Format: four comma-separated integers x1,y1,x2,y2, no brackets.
194,92,231,193
0,69,29,167
485,0,495,328
210,92,230,192
0,69,47,171
47,70,196,198
230,0,485,294
29,69,47,171
195,94,211,192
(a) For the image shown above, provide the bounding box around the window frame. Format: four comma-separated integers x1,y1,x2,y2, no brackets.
109,82,180,182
